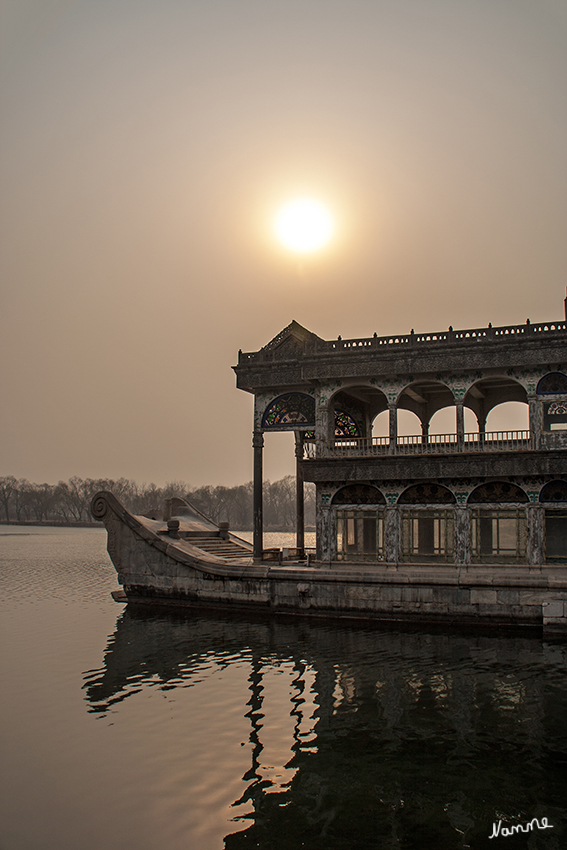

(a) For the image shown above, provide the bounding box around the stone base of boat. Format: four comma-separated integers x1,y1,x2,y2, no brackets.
93,491,567,632
116,579,567,632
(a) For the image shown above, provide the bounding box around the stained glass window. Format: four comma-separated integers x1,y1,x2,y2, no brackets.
334,410,359,436
468,482,528,503
548,402,567,415
398,483,455,504
262,393,316,428
537,373,567,394
332,485,385,505
540,481,567,502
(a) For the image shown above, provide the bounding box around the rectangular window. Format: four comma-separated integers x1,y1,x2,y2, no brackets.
400,510,454,563
545,509,567,563
336,509,385,561
470,509,526,563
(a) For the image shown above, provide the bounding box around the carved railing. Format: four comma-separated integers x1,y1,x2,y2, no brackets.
303,431,532,459
239,320,567,363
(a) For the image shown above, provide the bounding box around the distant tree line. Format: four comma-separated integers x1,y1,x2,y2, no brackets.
0,475,315,531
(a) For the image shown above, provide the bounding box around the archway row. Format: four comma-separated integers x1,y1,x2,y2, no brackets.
331,480,567,506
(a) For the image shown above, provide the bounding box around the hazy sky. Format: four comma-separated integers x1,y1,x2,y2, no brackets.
2,0,566,488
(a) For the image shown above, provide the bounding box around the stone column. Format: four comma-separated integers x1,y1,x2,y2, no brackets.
385,506,400,563
528,394,540,449
318,503,333,562
454,506,470,564
526,504,544,566
252,430,264,560
295,431,305,559
421,419,429,445
315,393,332,456
388,404,397,455
456,402,465,447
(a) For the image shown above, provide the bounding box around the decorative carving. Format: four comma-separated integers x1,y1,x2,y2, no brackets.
508,367,545,394
370,377,410,404
91,494,110,519
260,321,323,360
319,382,342,406
436,372,482,401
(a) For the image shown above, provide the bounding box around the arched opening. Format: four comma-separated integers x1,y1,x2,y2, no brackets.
399,483,455,563
464,378,528,436
485,402,529,433
468,481,528,564
371,409,389,438
371,409,424,439
397,409,423,438
428,406,478,435
331,387,387,440
333,485,385,562
540,480,567,564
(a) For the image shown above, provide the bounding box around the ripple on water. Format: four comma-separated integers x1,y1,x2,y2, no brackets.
2,528,567,850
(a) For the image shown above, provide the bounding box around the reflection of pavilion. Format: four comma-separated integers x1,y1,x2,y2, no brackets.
84,607,567,848
234,312,567,570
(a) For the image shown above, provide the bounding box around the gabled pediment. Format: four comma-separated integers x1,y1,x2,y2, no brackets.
261,321,322,359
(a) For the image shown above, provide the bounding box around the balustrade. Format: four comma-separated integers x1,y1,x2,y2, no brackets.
239,319,567,363
303,431,532,459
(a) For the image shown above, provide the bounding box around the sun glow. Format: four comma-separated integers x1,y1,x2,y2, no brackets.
274,198,335,254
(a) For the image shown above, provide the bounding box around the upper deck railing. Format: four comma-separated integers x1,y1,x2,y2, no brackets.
239,319,567,363
303,431,532,459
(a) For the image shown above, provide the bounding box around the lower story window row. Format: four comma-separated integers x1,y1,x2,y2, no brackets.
334,508,567,563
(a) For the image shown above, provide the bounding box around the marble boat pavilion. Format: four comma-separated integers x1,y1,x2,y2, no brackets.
234,307,567,568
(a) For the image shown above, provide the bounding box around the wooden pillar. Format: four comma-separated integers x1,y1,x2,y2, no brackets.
421,419,429,444
253,430,264,559
295,432,305,558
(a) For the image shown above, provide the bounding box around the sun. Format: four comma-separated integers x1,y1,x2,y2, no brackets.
274,198,335,254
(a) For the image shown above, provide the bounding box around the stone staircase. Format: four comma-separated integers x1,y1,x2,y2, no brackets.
190,536,252,560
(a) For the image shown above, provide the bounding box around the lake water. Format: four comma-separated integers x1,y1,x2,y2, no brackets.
1,526,566,850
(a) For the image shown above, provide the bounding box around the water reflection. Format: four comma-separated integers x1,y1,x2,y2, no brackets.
84,608,567,849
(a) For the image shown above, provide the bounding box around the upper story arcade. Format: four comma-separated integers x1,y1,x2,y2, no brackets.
235,315,567,461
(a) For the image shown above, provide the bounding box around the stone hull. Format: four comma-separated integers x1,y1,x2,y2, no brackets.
91,492,567,632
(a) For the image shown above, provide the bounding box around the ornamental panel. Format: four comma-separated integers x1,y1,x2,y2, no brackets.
262,393,316,429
